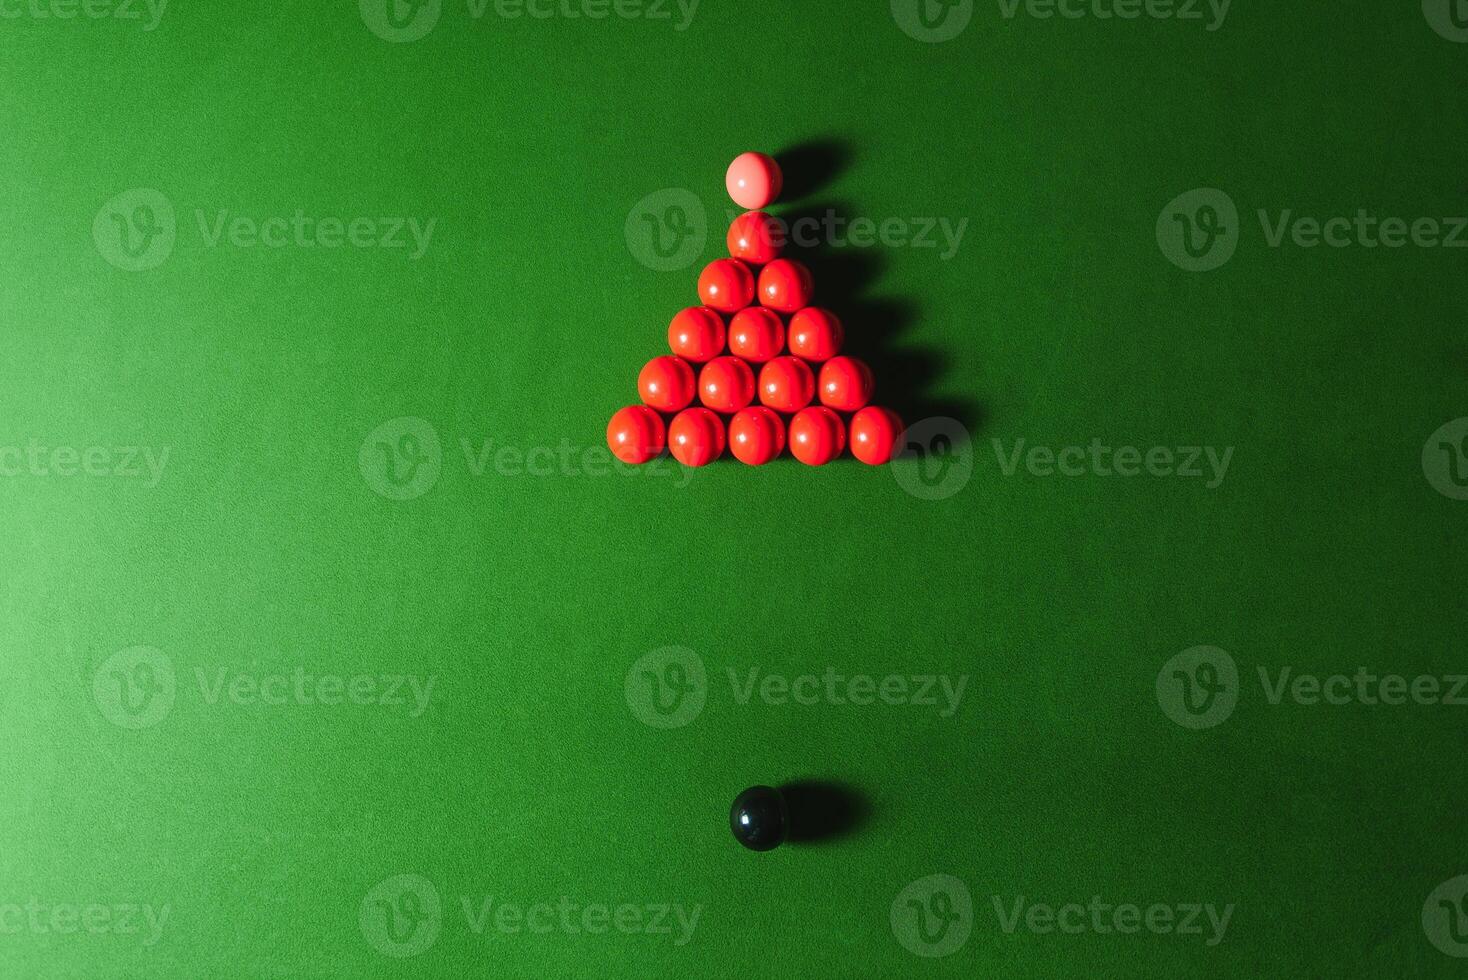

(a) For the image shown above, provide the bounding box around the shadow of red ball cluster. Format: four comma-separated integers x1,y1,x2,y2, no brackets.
608,152,903,468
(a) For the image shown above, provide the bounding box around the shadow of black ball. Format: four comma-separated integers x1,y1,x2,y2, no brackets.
778,780,870,844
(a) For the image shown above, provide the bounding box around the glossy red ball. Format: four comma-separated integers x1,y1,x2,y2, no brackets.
727,211,785,265
728,307,786,363
667,307,725,363
698,259,755,314
788,406,845,466
758,356,815,413
787,308,844,362
757,259,814,314
728,407,786,466
606,405,666,465
817,356,873,412
698,356,756,414
668,407,726,467
849,406,903,465
638,355,697,413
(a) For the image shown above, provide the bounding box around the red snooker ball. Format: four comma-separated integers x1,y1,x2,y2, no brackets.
725,152,783,211
817,355,873,412
757,259,813,314
787,308,844,362
728,307,786,363
788,406,845,466
667,307,725,363
638,355,697,413
668,407,726,467
728,406,786,466
698,259,755,314
606,405,666,465
757,356,815,413
727,210,785,265
849,406,903,465
698,356,756,414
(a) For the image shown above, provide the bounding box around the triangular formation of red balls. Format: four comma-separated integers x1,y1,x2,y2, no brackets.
608,152,903,468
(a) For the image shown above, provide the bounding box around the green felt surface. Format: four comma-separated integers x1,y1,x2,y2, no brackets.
2,1,1466,976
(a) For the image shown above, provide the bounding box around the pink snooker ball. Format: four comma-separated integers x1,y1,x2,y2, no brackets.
725,152,783,210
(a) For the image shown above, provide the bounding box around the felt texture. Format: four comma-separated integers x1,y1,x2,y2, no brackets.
0,1,1463,977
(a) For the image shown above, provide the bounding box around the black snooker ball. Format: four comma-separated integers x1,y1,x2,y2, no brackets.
730,785,788,851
